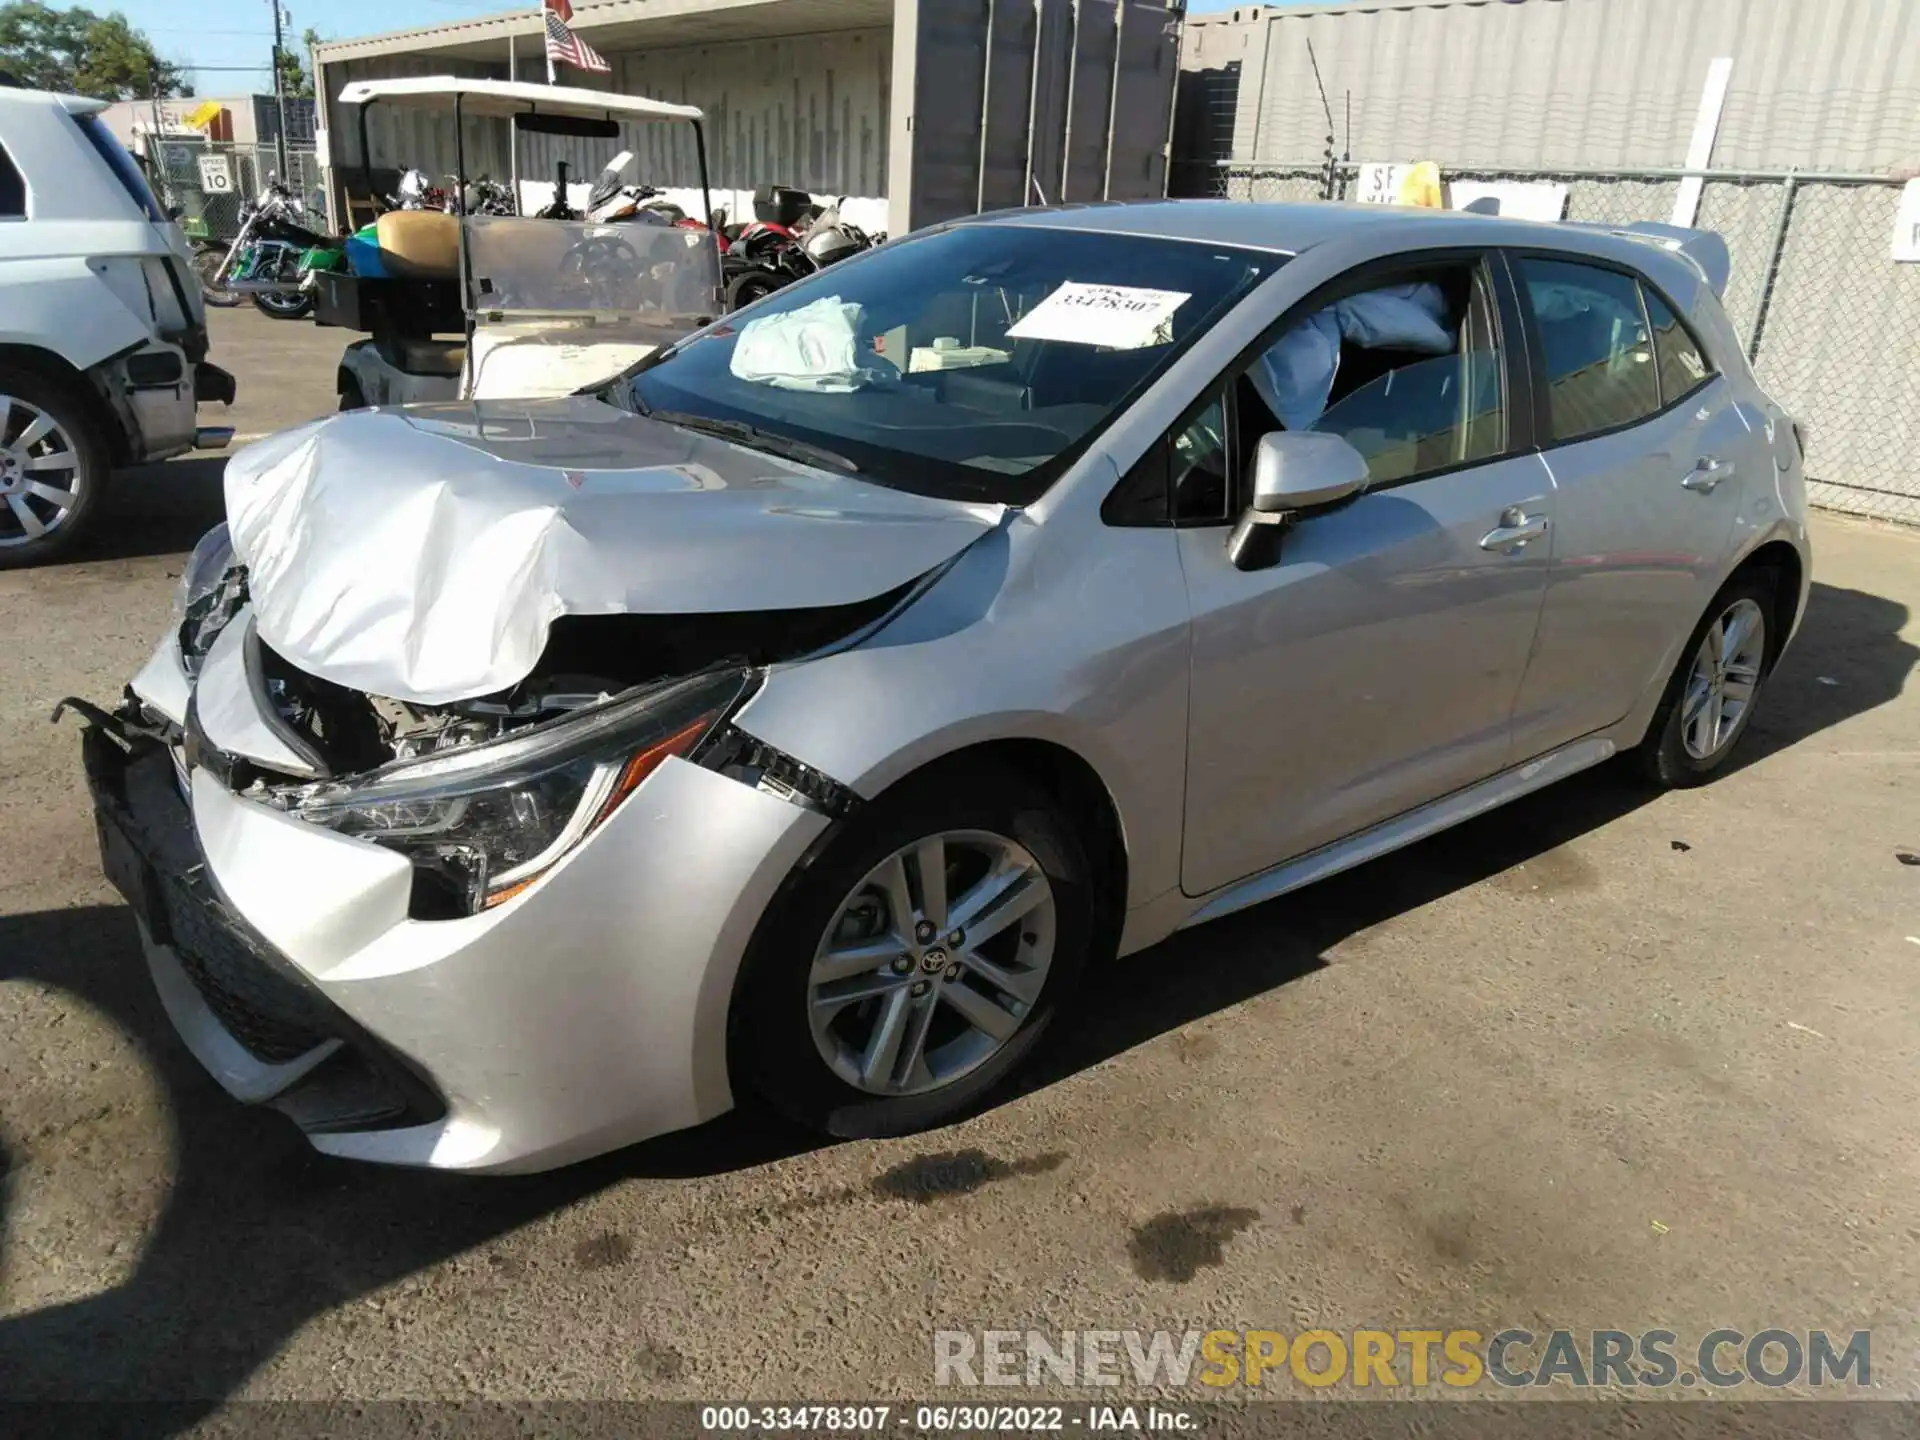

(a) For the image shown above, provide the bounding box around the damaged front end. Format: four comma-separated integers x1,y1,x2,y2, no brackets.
80,530,872,928
261,664,760,919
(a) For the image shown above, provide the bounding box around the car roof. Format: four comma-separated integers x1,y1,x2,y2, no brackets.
976,199,1721,302
0,86,107,116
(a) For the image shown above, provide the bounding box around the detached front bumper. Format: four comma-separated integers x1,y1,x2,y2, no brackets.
86,642,830,1174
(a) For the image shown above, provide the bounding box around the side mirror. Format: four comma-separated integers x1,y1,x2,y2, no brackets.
1228,431,1369,571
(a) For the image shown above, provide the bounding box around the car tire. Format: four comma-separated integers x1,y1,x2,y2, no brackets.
724,268,787,313
0,365,111,570
729,759,1093,1140
1637,574,1775,788
339,374,368,412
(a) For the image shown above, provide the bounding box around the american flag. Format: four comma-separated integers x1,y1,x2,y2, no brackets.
543,0,610,73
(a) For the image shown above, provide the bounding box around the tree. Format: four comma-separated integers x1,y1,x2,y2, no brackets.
0,3,187,98
266,16,324,100
273,40,305,99
272,23,322,100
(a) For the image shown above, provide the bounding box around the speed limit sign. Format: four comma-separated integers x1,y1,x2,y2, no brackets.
196,153,233,193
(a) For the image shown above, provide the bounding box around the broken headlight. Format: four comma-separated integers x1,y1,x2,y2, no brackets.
282,667,753,916
173,523,246,678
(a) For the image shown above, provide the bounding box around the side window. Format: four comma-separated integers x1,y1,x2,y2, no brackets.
0,142,24,218
1642,286,1713,406
1171,396,1229,522
1236,259,1508,490
1516,256,1659,442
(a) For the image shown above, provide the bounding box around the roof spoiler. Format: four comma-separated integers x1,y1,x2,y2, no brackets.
1569,221,1731,298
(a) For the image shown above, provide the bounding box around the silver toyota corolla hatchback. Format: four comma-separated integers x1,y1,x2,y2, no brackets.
76,201,1810,1172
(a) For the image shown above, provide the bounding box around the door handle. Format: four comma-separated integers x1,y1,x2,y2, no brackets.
1480,507,1549,554
1682,456,1736,493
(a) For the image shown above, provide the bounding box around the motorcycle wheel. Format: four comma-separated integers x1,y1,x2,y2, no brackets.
195,246,244,308
724,268,789,313
253,283,314,321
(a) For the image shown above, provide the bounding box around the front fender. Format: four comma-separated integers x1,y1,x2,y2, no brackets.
729,506,1192,914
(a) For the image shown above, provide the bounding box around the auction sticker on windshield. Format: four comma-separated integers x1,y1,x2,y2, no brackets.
1006,282,1190,350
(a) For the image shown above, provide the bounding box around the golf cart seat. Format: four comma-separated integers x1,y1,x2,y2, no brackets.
375,211,461,280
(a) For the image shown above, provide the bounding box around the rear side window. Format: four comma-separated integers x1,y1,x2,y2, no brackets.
1643,287,1713,406
1516,257,1659,443
70,113,166,223
0,141,23,217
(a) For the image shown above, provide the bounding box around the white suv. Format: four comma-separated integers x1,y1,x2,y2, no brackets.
0,83,237,566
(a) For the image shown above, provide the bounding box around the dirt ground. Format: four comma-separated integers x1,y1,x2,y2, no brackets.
1,308,1917,1417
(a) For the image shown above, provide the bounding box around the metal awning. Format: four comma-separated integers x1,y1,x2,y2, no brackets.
315,0,891,65
335,76,704,124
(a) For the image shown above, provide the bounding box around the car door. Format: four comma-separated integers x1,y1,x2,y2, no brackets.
1504,254,1753,760
1175,250,1556,898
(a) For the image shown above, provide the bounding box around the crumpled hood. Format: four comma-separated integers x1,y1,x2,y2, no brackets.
224,398,1003,705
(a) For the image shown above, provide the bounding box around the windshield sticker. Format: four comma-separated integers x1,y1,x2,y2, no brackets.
1005,282,1191,350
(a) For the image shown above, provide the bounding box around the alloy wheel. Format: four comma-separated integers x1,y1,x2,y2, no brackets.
807,829,1057,1097
0,397,84,549
1681,597,1766,760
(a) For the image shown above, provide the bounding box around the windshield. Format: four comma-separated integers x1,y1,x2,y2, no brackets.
71,113,167,224
626,223,1282,503
466,214,720,323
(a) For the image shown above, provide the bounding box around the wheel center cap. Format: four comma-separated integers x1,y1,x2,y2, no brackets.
919,946,948,974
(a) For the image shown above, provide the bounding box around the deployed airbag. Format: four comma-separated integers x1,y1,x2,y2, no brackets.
730,295,896,393
1250,283,1453,430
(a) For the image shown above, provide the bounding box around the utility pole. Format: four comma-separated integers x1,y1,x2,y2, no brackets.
269,0,290,183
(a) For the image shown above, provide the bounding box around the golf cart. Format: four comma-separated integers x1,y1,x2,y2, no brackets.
318,77,721,408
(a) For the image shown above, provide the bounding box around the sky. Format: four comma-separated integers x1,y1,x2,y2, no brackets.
120,0,1263,93
117,0,521,92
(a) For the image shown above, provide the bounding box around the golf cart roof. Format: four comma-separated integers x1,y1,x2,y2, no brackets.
336,76,703,124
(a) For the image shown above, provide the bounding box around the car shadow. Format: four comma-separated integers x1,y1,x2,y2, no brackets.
0,580,1910,1418
1026,577,1916,1084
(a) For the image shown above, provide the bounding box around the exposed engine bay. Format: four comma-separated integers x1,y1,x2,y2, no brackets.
194,565,909,779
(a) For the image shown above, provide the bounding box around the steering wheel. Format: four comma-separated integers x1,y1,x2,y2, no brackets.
559,233,644,306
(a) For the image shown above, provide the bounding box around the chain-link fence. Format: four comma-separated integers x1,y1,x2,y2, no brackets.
146,140,327,246
1172,160,1920,524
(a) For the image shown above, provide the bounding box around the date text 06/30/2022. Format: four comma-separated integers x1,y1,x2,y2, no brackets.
699,1405,1197,1433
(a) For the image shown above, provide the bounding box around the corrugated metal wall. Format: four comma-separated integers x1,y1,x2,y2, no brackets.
325,52,517,190
1179,0,1920,171
898,0,1182,231
507,31,892,198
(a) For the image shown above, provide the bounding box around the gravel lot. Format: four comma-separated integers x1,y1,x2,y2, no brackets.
2,308,1918,1414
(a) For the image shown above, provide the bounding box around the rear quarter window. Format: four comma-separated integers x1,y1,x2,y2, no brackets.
1643,286,1714,406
